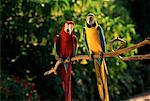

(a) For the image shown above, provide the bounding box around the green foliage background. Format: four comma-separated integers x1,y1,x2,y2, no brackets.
1,0,149,100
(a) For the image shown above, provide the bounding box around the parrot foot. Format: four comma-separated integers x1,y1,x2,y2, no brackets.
59,57,71,63
89,53,94,60
59,58,64,63
98,52,103,59
66,57,71,62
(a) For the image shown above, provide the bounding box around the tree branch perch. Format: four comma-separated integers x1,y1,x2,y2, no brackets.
44,38,150,76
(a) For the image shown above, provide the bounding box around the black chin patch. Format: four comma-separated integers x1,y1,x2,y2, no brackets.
87,22,96,28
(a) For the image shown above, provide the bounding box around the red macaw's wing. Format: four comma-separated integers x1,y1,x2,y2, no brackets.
54,35,59,55
73,35,78,56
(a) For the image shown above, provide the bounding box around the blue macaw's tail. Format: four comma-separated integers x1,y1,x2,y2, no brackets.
61,63,72,101
94,59,109,101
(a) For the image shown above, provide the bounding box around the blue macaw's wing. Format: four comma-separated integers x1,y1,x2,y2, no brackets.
97,25,106,52
73,35,78,56
54,35,60,55
83,28,90,54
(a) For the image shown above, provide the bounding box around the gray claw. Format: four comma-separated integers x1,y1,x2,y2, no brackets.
67,57,71,62
59,58,64,63
99,52,103,59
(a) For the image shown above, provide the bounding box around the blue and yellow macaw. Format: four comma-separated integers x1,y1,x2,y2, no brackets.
83,13,109,101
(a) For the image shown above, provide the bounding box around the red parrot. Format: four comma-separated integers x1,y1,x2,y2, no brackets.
54,21,78,101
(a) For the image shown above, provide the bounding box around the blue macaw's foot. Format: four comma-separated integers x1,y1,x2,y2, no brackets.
89,52,94,61
98,52,103,59
94,52,103,66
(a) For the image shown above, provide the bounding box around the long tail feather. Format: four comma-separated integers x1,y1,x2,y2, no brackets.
61,63,72,101
94,59,109,101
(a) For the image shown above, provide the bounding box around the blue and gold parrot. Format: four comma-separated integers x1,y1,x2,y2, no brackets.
83,13,109,101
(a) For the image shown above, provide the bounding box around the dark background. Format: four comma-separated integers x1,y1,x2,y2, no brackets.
0,0,150,100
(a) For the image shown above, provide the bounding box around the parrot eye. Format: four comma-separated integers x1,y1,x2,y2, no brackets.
66,28,69,32
90,16,93,21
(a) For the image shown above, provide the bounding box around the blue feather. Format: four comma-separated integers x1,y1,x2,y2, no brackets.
97,25,106,52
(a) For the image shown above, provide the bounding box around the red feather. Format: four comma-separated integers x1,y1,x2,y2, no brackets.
54,21,77,101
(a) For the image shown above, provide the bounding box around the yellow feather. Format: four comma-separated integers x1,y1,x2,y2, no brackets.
85,21,109,101
94,60,109,101
85,26,103,54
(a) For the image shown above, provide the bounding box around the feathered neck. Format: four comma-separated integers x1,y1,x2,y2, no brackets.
60,29,73,40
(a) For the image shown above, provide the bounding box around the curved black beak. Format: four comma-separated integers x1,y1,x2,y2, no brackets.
90,16,93,21
89,16,93,26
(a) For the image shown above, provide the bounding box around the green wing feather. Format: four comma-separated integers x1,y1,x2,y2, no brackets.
83,28,90,55
73,35,78,56
95,25,106,65
97,25,106,52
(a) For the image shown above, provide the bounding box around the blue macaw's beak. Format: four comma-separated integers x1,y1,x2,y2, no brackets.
89,17,93,26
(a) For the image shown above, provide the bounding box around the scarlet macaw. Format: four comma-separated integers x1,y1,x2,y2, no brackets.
83,13,109,101
54,21,78,101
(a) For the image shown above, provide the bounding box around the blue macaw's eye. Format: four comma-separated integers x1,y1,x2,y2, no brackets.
90,17,93,21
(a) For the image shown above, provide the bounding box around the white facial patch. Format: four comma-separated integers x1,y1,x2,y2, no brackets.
86,17,90,24
64,23,69,33
68,24,74,35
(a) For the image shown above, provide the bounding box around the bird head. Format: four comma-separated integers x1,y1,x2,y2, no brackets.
86,13,96,27
62,21,75,35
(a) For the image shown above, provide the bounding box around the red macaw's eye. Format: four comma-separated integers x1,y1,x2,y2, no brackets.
66,28,69,32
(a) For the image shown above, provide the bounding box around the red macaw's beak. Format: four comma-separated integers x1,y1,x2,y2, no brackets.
68,24,74,35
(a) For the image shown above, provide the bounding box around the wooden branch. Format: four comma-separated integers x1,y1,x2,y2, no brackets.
44,37,150,76
121,54,150,61
105,38,150,57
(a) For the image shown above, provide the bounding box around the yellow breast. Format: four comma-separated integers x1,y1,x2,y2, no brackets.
85,27,102,54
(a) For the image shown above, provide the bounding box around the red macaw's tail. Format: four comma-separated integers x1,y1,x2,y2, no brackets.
94,59,109,101
61,63,72,101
